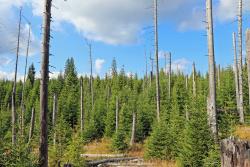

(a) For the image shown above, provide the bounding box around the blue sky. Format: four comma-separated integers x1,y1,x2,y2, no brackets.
1,0,250,80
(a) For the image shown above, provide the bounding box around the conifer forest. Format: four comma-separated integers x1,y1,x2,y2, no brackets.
1,0,250,167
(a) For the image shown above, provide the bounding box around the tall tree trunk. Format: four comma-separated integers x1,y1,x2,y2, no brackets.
28,107,35,143
168,52,171,100
115,96,119,133
217,65,221,89
39,0,52,166
238,0,244,123
150,55,154,86
206,0,218,140
20,24,31,137
52,93,57,146
145,48,148,85
89,44,94,111
185,75,189,120
233,32,240,114
80,78,84,133
153,0,160,122
192,62,196,97
246,29,250,112
130,112,136,146
12,7,22,145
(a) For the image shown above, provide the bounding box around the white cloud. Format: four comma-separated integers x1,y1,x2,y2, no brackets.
0,70,23,81
165,58,191,74
0,0,40,60
95,58,105,73
27,0,205,44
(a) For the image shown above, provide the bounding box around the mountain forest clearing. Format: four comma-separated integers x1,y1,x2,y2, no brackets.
1,0,250,167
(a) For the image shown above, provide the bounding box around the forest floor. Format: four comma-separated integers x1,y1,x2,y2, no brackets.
83,138,176,167
235,125,250,140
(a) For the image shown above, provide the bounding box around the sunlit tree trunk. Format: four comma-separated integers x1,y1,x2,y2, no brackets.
168,53,171,100
246,29,250,112
28,107,35,143
12,7,22,145
206,0,218,140
192,62,196,97
130,112,136,146
52,93,57,146
80,78,84,133
238,0,244,123
153,0,160,122
233,32,240,114
39,0,52,166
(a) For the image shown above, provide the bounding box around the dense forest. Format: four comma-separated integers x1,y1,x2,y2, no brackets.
0,56,248,166
1,0,250,167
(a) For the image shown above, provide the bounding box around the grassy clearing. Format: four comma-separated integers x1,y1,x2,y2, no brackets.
234,125,250,140
84,138,176,166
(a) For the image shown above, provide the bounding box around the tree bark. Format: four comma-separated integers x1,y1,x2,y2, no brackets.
238,0,244,123
206,0,218,140
80,78,84,133
20,24,31,137
217,65,221,89
11,7,22,145
115,96,119,133
52,93,57,146
246,29,250,113
39,0,52,166
192,62,196,97
89,44,94,111
153,0,160,122
168,52,171,100
233,32,240,114
150,54,154,87
130,112,136,146
28,107,35,143
221,137,250,167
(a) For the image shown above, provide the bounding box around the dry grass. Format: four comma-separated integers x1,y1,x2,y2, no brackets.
234,125,250,140
84,138,176,166
84,138,112,154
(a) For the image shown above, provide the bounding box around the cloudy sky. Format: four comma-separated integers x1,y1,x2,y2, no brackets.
0,0,250,80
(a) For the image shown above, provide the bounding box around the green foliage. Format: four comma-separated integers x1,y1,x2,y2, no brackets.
111,129,128,152
177,110,214,167
203,145,221,167
62,133,85,167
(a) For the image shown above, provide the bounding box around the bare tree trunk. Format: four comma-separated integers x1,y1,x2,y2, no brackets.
185,75,189,120
130,112,136,146
153,0,160,122
115,96,119,133
168,52,171,100
12,7,22,145
80,78,84,133
20,24,31,137
238,0,244,123
233,32,240,114
28,107,35,143
150,55,154,86
39,0,52,166
89,44,94,111
246,29,250,112
206,0,218,140
145,49,148,84
192,62,196,97
52,93,57,146
217,65,221,89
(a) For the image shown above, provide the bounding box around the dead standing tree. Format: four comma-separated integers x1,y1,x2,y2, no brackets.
233,32,240,114
39,0,52,166
153,0,160,122
20,23,31,137
246,29,250,111
52,93,58,146
206,0,218,140
192,62,196,97
80,77,84,134
238,0,244,123
12,7,22,145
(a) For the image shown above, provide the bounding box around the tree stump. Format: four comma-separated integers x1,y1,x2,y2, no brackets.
221,137,250,167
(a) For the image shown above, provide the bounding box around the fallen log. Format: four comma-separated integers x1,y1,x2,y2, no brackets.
221,137,250,167
81,154,125,158
86,157,141,167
